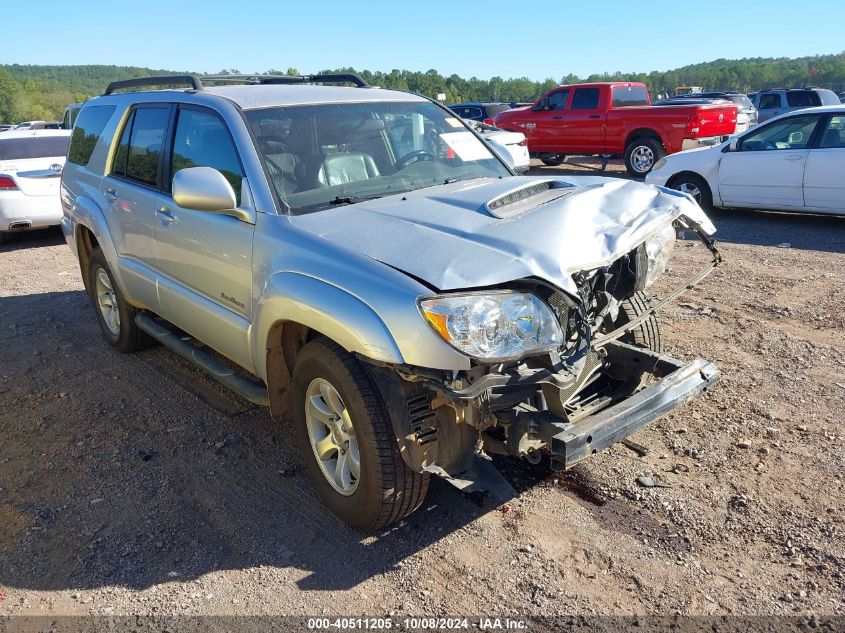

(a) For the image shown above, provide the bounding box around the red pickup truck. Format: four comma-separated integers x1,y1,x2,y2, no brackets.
493,82,738,177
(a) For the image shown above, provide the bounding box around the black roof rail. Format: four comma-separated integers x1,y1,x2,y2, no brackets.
200,73,370,88
103,73,370,96
103,75,204,95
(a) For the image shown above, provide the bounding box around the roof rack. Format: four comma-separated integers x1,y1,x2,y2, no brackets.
201,73,370,87
103,73,370,95
104,75,203,95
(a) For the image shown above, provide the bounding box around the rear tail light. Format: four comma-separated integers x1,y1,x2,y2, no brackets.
483,118,496,126
0,175,18,190
685,112,700,135
517,139,528,146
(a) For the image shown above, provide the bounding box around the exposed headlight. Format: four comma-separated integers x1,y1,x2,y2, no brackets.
652,158,667,171
636,223,676,289
419,292,563,362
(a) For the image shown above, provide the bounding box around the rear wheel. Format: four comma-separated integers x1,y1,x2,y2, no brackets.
87,249,153,353
541,154,565,166
624,137,665,177
291,337,429,532
667,173,713,211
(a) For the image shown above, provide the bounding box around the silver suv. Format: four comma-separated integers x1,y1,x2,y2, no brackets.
61,74,721,531
750,88,840,122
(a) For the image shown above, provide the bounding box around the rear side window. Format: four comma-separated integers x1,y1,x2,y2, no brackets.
786,91,821,107
170,108,243,203
0,136,70,161
484,104,511,117
571,88,600,110
612,85,649,107
67,105,115,166
758,94,782,109
111,106,171,187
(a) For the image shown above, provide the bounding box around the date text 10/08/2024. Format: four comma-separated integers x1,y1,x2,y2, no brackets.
306,618,527,630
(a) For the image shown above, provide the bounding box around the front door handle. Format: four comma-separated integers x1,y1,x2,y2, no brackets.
589,114,601,119
156,205,177,224
104,188,117,201
784,154,804,161
552,115,562,120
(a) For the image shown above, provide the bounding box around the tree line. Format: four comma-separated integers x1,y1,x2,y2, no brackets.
2,53,844,123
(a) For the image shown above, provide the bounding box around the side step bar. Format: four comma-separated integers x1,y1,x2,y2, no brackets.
135,314,269,406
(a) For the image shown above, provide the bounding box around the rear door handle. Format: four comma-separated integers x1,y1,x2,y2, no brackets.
589,114,601,119
104,188,117,201
552,115,562,120
784,154,804,161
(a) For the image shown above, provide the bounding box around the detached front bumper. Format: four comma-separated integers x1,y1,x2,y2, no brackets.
546,351,719,469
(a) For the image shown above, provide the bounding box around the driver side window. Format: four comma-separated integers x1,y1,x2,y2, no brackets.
738,115,819,152
548,89,570,111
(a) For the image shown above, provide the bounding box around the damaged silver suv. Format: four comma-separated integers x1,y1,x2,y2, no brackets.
61,74,720,531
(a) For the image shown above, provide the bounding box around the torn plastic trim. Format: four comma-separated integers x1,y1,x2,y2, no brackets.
592,226,721,350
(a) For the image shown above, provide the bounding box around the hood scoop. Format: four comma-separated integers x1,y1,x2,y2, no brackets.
485,179,578,218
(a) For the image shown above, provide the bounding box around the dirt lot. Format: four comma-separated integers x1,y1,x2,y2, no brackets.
1,160,844,626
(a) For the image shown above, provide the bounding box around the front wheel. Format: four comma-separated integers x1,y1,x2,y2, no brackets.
624,137,665,177
291,337,429,532
667,173,713,211
541,154,565,166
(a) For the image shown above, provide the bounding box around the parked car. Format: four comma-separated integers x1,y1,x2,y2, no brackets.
646,105,845,215
63,102,83,129
493,82,738,177
448,102,513,126
0,124,12,133
750,88,840,122
464,119,530,173
61,74,720,531
0,129,71,243
9,121,63,131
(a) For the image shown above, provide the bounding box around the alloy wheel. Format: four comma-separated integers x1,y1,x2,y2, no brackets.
304,377,360,495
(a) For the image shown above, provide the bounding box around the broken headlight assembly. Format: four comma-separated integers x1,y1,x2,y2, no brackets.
419,292,563,362
636,223,676,290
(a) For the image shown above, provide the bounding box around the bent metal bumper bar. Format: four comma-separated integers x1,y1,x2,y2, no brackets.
546,353,719,470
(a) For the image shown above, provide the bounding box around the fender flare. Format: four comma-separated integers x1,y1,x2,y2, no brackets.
252,271,403,386
71,195,128,295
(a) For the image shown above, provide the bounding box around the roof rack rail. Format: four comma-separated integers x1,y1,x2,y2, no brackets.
104,75,204,95
103,73,371,96
201,73,371,88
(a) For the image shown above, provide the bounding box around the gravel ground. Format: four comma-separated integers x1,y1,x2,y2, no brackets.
1,161,843,625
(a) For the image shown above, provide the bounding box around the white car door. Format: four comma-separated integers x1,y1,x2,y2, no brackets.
803,114,845,214
718,114,821,209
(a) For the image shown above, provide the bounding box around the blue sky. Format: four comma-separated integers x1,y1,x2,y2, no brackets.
12,0,845,80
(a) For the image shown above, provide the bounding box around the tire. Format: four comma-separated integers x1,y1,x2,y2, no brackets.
624,137,665,177
86,249,153,353
616,290,662,353
291,337,429,532
0,231,5,246
541,154,565,166
667,172,713,211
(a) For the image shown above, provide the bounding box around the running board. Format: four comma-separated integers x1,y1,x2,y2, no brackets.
135,313,269,406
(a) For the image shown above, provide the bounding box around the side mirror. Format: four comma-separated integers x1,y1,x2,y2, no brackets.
726,138,739,152
172,166,252,223
788,131,803,144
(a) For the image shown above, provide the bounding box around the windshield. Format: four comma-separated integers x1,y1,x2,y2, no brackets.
245,101,510,214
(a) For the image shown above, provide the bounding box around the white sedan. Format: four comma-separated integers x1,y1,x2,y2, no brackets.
0,129,71,243
463,120,530,173
646,105,845,215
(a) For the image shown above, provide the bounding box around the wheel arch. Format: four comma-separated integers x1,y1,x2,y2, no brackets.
256,272,405,421
625,127,666,150
71,196,124,297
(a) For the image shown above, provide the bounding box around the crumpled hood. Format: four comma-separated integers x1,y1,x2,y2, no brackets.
289,176,715,296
